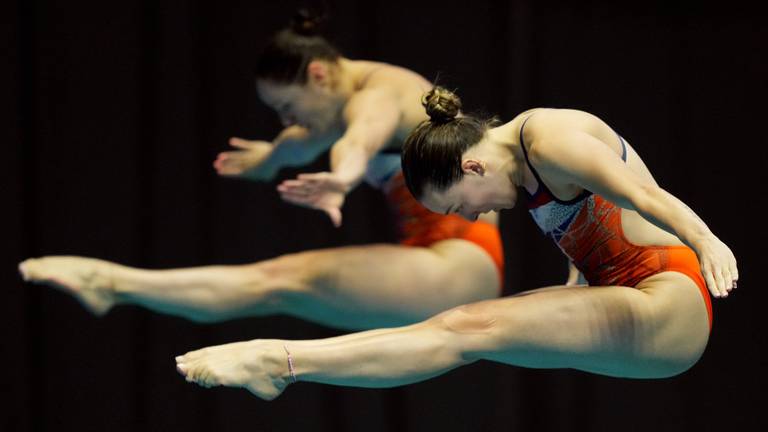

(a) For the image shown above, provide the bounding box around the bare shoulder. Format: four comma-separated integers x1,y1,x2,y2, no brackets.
354,60,432,91
347,60,434,131
520,109,612,152
525,108,603,134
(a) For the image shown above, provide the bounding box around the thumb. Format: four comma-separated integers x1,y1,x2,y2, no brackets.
327,207,343,228
229,137,252,149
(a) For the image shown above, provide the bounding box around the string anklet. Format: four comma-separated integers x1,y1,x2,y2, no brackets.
283,344,297,384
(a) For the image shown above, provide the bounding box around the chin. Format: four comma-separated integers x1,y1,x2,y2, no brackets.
504,195,518,209
500,200,516,210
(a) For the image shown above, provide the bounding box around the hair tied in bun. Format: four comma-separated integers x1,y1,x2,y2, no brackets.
422,86,462,124
291,6,328,36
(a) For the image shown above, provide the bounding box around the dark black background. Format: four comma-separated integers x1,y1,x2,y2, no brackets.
3,1,766,431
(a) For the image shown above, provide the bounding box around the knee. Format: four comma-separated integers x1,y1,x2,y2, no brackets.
651,339,708,378
247,253,319,293
634,354,703,379
435,304,498,333
428,303,501,360
618,329,708,379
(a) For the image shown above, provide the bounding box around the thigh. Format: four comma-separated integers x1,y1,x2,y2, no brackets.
284,239,500,329
433,275,709,378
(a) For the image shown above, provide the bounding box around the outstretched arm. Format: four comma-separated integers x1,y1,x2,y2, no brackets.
329,89,402,188
214,126,334,182
531,128,738,298
277,89,401,226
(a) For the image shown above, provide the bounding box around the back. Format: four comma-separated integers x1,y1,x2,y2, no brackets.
515,108,684,248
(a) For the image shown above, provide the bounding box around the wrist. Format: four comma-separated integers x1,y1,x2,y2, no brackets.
685,231,715,253
243,167,277,182
329,172,356,193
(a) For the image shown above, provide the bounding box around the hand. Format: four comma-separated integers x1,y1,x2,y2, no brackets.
277,172,348,227
214,137,272,178
695,234,738,298
565,261,586,286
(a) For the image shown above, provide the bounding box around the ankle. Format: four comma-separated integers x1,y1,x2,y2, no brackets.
260,340,297,386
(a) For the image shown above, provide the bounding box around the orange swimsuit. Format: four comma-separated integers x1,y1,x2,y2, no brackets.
520,118,712,328
383,171,505,292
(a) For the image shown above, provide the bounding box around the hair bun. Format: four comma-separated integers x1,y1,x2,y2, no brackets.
291,7,327,36
422,87,461,123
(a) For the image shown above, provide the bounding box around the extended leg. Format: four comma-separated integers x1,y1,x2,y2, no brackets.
19,239,498,328
176,273,710,399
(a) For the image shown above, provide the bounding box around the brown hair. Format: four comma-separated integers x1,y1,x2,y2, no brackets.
402,87,497,199
254,8,340,84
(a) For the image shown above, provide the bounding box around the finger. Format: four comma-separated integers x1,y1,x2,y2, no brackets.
730,259,739,287
279,193,313,206
277,182,304,192
276,184,314,195
282,198,314,210
218,151,246,160
229,137,253,149
714,266,727,297
213,157,229,172
218,170,242,177
722,268,733,294
279,192,313,204
279,180,309,189
327,207,342,227
293,177,322,185
278,189,313,200
702,267,720,298
279,185,319,197
214,154,245,173
216,165,243,176
297,173,325,181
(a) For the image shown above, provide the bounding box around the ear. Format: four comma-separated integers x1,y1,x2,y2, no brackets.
306,60,330,88
461,159,486,176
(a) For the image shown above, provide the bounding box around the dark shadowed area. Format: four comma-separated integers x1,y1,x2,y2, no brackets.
3,1,765,431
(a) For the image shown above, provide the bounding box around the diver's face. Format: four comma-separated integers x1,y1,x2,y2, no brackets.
420,171,517,222
257,78,341,133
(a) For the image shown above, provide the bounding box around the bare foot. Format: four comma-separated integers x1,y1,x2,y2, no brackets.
176,339,290,400
19,256,117,316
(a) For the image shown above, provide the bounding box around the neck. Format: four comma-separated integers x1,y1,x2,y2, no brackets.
334,58,360,100
487,122,526,188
